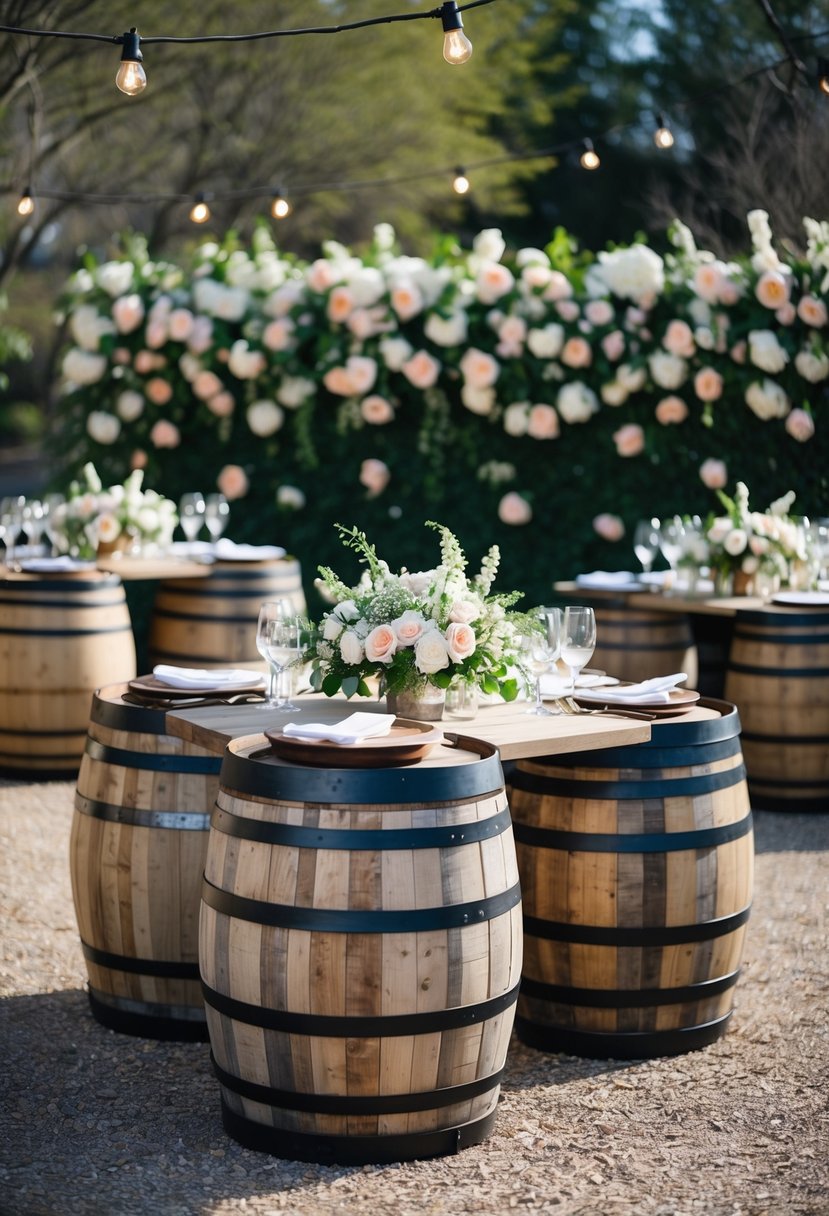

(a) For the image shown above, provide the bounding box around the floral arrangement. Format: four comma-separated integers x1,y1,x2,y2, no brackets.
52,462,178,558
308,522,525,701
705,482,808,584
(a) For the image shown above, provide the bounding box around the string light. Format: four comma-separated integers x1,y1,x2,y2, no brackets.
440,1,473,65
17,186,34,217
115,27,146,95
452,166,471,194
579,138,600,170
189,193,211,223
653,112,675,149
270,191,291,219
819,57,829,94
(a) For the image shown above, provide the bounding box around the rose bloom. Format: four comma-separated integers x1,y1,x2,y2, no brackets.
503,401,529,436
693,263,726,304
460,347,500,388
344,355,377,395
593,513,625,542
496,314,527,356
392,611,429,646
340,631,365,665
526,403,560,439
755,270,790,309
112,347,131,365
601,330,626,362
556,299,580,323
228,340,266,380
585,299,614,326
167,308,194,342
745,378,790,420
748,329,789,374
379,336,414,371
663,319,695,358
649,351,687,390
498,491,532,525
145,377,173,406
449,600,478,624
475,261,515,305
424,310,468,347
365,624,398,664
600,380,628,406
731,340,747,365
785,408,815,442
527,323,565,359
693,366,724,402
401,350,440,389
613,423,645,457
192,370,224,400
445,621,476,662
724,528,748,556
556,381,599,424
134,350,165,374
149,419,181,449
247,399,284,436
130,449,148,470
360,394,394,424
655,395,688,425
390,281,424,322
323,366,353,396
699,458,728,489
112,294,145,334
542,271,573,301
207,391,235,417
794,349,829,382
359,458,390,496
414,630,450,674
116,390,144,422
775,301,796,326
63,348,107,386
461,385,496,416
187,315,213,354
305,258,335,293
217,464,249,500
145,318,168,349
560,337,592,369
796,295,828,327
327,285,355,324
86,410,121,445
262,318,295,351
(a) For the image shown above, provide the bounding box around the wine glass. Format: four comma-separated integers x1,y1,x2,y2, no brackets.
20,500,46,554
0,495,25,566
179,493,206,543
204,493,229,543
633,518,661,577
256,600,298,710
658,516,686,586
561,606,597,698
265,617,303,712
520,608,562,717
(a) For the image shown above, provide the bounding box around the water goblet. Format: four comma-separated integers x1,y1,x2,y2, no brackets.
204,493,229,543
179,493,206,543
658,516,686,587
561,606,597,698
520,608,561,717
256,600,298,710
265,617,303,712
633,518,661,577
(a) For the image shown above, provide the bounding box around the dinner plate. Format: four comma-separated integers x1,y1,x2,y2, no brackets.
264,719,443,768
574,687,700,715
128,673,265,701
772,591,829,607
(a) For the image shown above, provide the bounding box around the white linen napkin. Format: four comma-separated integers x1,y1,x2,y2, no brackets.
213,539,286,561
18,556,97,573
575,570,640,588
281,713,397,745
152,664,265,690
575,673,687,704
539,672,618,696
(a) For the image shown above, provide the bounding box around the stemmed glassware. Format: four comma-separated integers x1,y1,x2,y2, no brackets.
204,493,229,544
256,600,301,711
521,607,562,717
0,496,25,566
561,606,597,697
179,493,206,543
633,518,661,577
658,516,686,585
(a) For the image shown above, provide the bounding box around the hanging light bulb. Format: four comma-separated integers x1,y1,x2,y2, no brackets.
819,58,829,95
17,186,34,217
440,1,473,65
452,166,471,195
579,138,601,170
270,191,291,219
653,113,675,149
116,28,147,96
189,193,211,224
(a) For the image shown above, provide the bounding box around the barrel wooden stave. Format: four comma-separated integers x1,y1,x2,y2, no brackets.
590,603,698,686
200,741,522,1162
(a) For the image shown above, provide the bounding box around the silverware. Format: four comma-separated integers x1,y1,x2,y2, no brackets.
122,692,266,710
557,697,655,721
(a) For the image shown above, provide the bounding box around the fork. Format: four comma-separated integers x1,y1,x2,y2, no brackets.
556,697,655,721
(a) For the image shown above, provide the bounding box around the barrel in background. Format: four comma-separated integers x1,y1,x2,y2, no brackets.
200,734,522,1165
508,700,753,1059
724,607,829,811
0,573,136,777
70,684,221,1039
588,598,698,686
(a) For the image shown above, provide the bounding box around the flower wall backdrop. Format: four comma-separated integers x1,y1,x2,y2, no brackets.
52,212,829,607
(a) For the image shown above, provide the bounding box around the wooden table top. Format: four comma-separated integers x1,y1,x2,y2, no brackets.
554,580,811,617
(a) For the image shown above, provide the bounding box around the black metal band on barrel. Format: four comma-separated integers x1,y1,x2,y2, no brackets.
734,608,829,628
210,804,512,851
201,876,521,932
74,792,212,830
0,593,125,609
514,1013,732,1061
512,812,752,853
212,1053,504,1114
728,659,829,677
519,968,740,1008
0,725,82,738
0,622,131,636
745,770,829,790
220,745,504,805
201,979,519,1037
522,904,752,945
508,763,747,803
0,575,120,593
82,941,200,979
91,697,168,734
522,735,742,772
741,730,829,749
84,737,221,774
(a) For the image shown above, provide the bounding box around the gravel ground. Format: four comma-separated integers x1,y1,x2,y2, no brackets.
1,775,827,1216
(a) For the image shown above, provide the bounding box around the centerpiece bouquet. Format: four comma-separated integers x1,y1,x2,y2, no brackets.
706,481,808,592
308,521,526,715
52,461,178,559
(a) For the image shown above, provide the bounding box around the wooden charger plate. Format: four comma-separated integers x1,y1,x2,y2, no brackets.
575,687,700,716
128,673,265,701
264,719,443,768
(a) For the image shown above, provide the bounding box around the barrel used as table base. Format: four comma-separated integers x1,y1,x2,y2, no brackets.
589,599,698,687
724,607,829,811
508,700,753,1059
70,684,221,1040
200,733,522,1165
148,558,306,670
0,572,136,777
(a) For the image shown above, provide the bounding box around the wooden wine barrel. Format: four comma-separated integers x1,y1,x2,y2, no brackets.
724,606,829,811
200,733,522,1165
588,598,698,686
0,572,136,777
148,557,306,669
70,684,221,1039
508,700,753,1059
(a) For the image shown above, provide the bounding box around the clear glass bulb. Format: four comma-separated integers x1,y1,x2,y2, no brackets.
654,125,674,149
190,201,211,224
17,194,34,217
452,172,470,195
443,28,473,64
271,196,291,219
580,148,600,170
820,76,829,96
116,60,147,96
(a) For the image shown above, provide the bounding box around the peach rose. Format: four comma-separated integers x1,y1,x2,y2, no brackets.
168,308,195,342
134,350,162,374
475,261,515,304
663,319,695,358
585,299,614,326
693,367,724,402
112,294,145,334
401,350,440,389
655,395,689,425
359,458,390,497
263,318,295,351
526,403,560,440
391,281,423,321
306,258,335,292
498,491,532,525
145,318,168,349
543,271,573,301
113,347,131,365
560,337,592,369
365,624,398,664
360,394,394,424
785,408,815,442
217,464,249,500
460,347,500,388
327,285,354,324
149,419,180,449
393,611,428,646
192,370,224,400
207,391,235,417
556,300,580,323
796,295,828,328
445,621,476,662
130,449,148,470
613,423,645,457
755,270,790,310
693,263,725,304
699,458,728,489
731,340,747,365
592,513,625,542
345,355,378,395
775,302,796,326
601,330,626,362
323,366,353,396
145,377,173,406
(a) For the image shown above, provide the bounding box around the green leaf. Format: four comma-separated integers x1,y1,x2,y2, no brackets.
341,675,361,698
431,670,452,689
481,673,500,696
499,678,520,702
357,678,372,697
322,673,342,697
310,668,323,692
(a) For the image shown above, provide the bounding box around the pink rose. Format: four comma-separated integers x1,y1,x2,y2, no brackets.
112,294,145,334
797,295,828,328
498,491,532,525
130,449,148,469
401,350,440,389
542,271,573,301
360,394,394,424
365,624,398,664
323,366,353,396
168,308,195,342
755,271,790,310
444,621,476,662
134,350,162,374
327,286,354,324
393,612,428,646
346,356,378,395
187,316,213,354
731,341,747,365
585,299,614,326
663,319,695,358
560,336,592,369
460,347,500,388
359,458,390,497
262,318,295,351
592,513,625,542
192,370,224,400
217,464,249,500
145,377,173,406
113,347,131,365
555,300,580,323
785,408,815,442
693,367,724,402
699,458,728,489
601,330,626,362
306,259,335,293
145,318,168,349
655,395,688,425
526,403,560,440
775,302,796,326
475,262,515,305
448,600,478,624
149,419,180,449
391,282,423,322
613,423,645,457
693,264,726,304
207,391,235,417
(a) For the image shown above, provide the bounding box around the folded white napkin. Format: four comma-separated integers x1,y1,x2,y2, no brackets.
539,672,618,696
281,713,397,745
576,673,687,704
575,570,640,588
152,664,265,690
18,556,96,572
214,539,286,561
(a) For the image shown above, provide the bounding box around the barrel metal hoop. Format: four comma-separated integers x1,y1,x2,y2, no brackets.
210,804,513,851
82,941,200,979
512,812,752,854
0,726,83,738
159,582,292,599
522,904,751,945
211,1053,505,1115
595,617,691,633
75,792,212,830
0,594,126,609
520,735,742,771
514,1013,732,1061
84,737,221,774
519,968,740,1008
508,763,748,802
741,730,829,747
728,660,829,677
734,608,829,627
201,875,521,932
90,698,168,733
0,575,121,592
733,628,829,645
746,771,829,789
201,978,519,1037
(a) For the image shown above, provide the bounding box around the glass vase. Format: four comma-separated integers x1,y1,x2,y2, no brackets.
385,681,446,721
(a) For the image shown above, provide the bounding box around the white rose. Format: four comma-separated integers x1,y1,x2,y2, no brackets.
379,335,414,371
556,381,599,424
648,351,687,390
399,570,434,596
748,329,789,374
461,384,496,416
473,228,507,263
86,410,121,444
247,400,284,437
392,611,429,646
617,363,647,392
595,244,664,302
414,631,450,675
745,378,790,420
527,324,565,359
62,348,107,386
600,380,628,406
707,517,733,543
724,529,748,556
95,261,134,298
276,376,315,409
448,600,479,624
70,305,114,351
340,631,365,665
348,266,385,308
116,390,144,422
503,401,530,436
277,485,306,510
228,339,265,380
424,310,468,347
794,349,829,382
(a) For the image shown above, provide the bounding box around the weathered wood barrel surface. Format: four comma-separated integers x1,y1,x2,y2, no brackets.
0,572,136,777
724,606,829,811
508,700,753,1059
148,557,306,669
70,684,221,1039
200,733,522,1165
588,598,698,686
